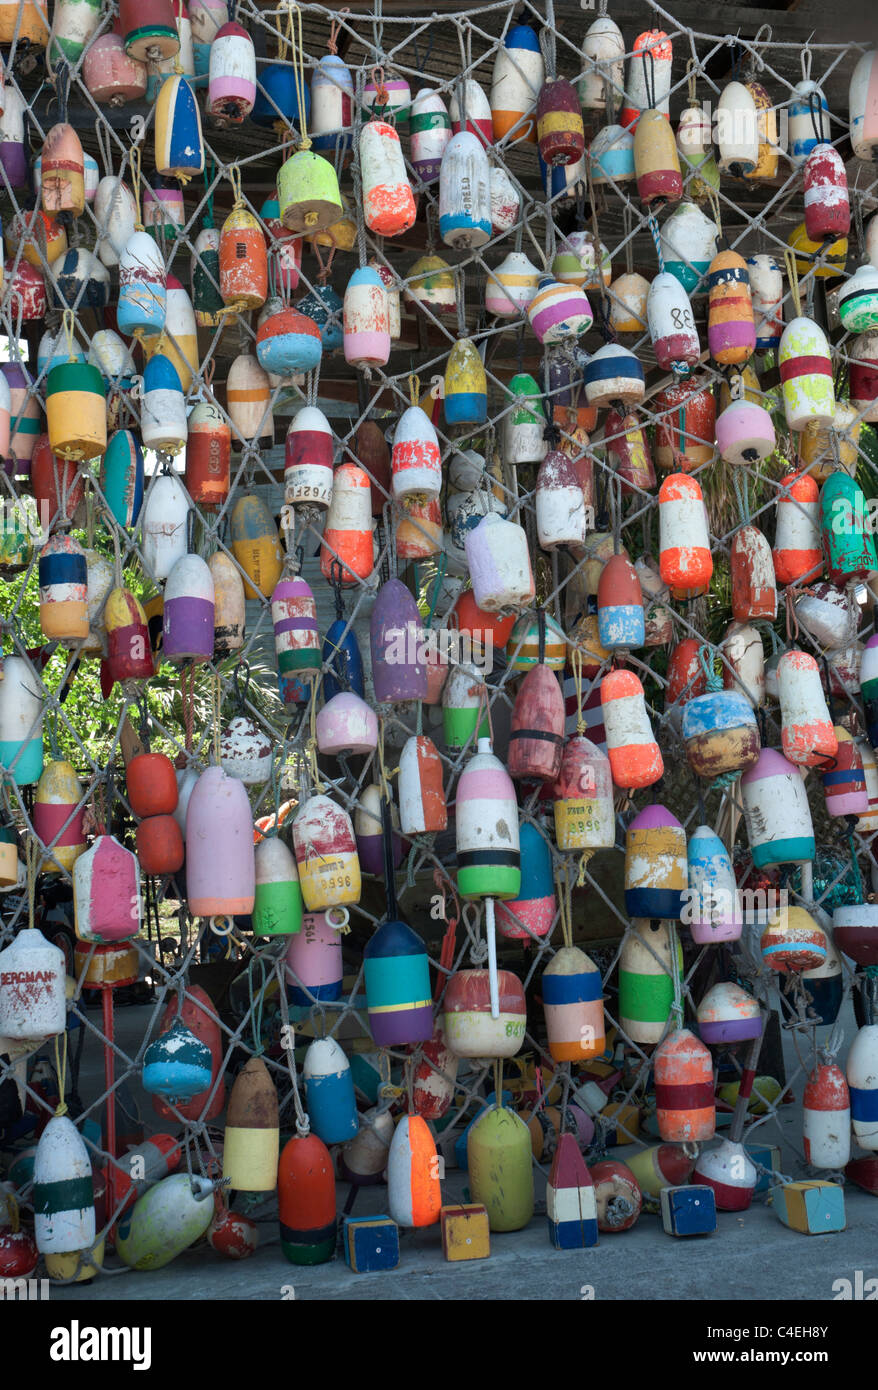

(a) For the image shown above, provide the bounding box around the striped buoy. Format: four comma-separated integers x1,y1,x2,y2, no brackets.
320,462,373,584
618,918,682,1043
101,429,143,528
822,726,868,819
508,664,564,783
141,353,187,455
399,735,446,836
284,406,334,510
46,357,106,463
694,1140,756,1212
542,947,604,1062
624,805,686,918
528,275,593,344
590,124,635,183
364,917,433,1046
803,1063,850,1168
553,735,615,851
583,343,644,408
444,967,522,1050
34,759,85,873
207,19,255,122
104,588,152,681
163,554,215,664
343,265,390,368
185,398,230,511
659,473,712,593
780,317,834,430
597,554,644,651
697,982,761,1044
537,77,584,167
839,264,878,333
39,532,88,641
271,574,320,699
654,1029,715,1143
507,611,566,671
33,1116,94,1255
847,1026,878,1150
285,911,344,1004
647,272,698,370
760,905,827,973
773,471,822,585
456,738,520,901
445,338,487,426
741,748,815,868
391,405,441,504
634,108,682,205
708,250,755,364
0,656,43,786
788,78,828,167
278,1133,336,1265
601,669,663,789
491,21,542,141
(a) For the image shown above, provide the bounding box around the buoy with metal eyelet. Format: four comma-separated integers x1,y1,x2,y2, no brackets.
292,793,361,912
602,670,663,790
788,74,829,168
741,748,815,868
624,805,686,917
708,249,755,365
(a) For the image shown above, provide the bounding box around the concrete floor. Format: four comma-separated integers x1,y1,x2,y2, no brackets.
40,999,878,1302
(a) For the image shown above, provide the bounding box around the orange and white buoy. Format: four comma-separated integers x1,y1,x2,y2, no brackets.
658,473,713,594
600,669,663,789
777,650,837,767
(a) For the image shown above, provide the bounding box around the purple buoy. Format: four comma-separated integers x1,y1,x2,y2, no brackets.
370,577,427,703
162,555,216,664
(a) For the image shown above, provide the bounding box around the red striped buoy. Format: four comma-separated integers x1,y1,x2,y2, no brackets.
654,1028,715,1142
600,669,663,789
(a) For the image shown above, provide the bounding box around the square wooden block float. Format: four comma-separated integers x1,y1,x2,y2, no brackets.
343,1215,400,1272
660,1185,717,1237
441,1204,490,1261
773,1181,845,1235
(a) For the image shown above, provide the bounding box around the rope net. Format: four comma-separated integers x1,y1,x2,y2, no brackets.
0,0,876,1275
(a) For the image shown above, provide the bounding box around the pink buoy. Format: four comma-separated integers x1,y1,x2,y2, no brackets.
185,765,255,917
315,692,378,757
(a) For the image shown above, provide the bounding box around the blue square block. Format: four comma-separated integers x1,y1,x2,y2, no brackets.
343,1215,400,1272
660,1185,717,1237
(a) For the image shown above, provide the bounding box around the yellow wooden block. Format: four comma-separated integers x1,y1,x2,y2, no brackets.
602,1102,640,1143
441,1204,491,1262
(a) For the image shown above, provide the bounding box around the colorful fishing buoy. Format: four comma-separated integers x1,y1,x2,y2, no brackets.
542,946,604,1062
634,108,682,205
491,20,542,141
773,472,822,585
760,906,827,973
624,805,686,918
445,338,487,426
34,759,85,874
116,1174,215,1271
468,1105,533,1232
143,1018,212,1102
303,1037,358,1145
847,1026,878,1150
803,1063,850,1169
780,318,834,430
591,1160,642,1232
553,735,615,852
387,1115,442,1228
697,982,762,1044
777,650,837,766
731,528,777,622
293,793,360,912
686,826,743,943
33,1115,94,1255
278,1133,336,1265
186,764,255,917
741,748,815,868
708,250,755,365
601,669,663,789
439,131,491,249
364,917,432,1046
